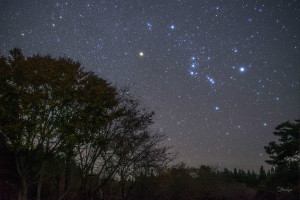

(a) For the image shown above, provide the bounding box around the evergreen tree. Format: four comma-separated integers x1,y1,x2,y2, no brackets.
251,170,258,186
258,166,266,182
233,168,238,179
264,120,300,186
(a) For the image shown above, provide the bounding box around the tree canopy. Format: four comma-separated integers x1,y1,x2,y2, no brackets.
264,120,300,186
264,120,300,166
0,49,170,200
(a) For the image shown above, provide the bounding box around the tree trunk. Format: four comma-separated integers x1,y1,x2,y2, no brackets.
36,163,45,200
64,157,71,200
16,154,28,200
120,171,126,200
36,172,43,200
121,178,125,200
56,174,60,200
125,180,135,200
36,179,42,200
19,176,27,200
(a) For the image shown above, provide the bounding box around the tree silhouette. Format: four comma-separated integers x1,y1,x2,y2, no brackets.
0,49,118,200
0,49,171,200
258,166,266,182
264,120,300,186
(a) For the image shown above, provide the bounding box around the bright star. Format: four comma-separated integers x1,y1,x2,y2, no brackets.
215,106,219,110
263,123,267,126
170,25,175,30
139,52,144,56
147,23,152,30
206,75,215,84
239,67,245,72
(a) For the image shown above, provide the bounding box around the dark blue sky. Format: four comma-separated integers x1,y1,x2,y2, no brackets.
1,0,299,171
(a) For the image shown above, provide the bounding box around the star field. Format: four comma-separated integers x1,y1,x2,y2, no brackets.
1,0,299,170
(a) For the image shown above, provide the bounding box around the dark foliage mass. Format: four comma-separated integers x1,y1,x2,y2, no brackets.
0,49,299,200
0,49,170,200
264,120,300,190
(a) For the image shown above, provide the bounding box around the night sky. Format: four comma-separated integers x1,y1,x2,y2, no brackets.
1,0,299,171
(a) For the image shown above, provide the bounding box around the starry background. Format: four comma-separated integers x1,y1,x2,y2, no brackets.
1,0,299,171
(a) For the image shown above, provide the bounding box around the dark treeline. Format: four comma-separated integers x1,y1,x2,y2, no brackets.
0,49,299,200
